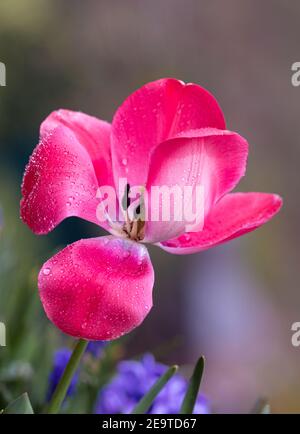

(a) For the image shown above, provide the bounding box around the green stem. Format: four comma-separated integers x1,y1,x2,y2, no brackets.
46,338,88,414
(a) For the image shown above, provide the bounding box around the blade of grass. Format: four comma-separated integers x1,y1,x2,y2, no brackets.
180,356,205,414
3,392,34,414
131,365,178,414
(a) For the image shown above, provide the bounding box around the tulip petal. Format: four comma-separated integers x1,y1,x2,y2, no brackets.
21,125,108,234
40,109,113,187
39,236,154,340
159,192,282,254
111,78,225,186
144,129,248,243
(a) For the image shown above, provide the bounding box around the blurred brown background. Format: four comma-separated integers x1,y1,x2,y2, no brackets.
0,0,299,413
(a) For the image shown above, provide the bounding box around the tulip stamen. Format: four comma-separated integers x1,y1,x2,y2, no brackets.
121,184,145,241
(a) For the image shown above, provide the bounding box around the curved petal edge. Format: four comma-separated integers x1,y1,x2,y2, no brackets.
20,125,107,234
159,192,283,254
38,236,154,340
111,78,226,187
144,129,248,244
40,109,113,187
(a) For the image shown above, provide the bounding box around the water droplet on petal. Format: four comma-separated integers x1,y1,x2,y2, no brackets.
43,267,51,276
184,234,191,242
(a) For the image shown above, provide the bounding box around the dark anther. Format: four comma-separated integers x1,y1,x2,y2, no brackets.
135,204,141,217
122,183,131,210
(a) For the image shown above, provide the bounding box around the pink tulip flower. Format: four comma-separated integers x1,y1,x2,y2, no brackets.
20,78,282,340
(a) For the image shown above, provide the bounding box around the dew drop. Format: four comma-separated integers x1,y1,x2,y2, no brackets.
183,234,191,242
43,267,51,276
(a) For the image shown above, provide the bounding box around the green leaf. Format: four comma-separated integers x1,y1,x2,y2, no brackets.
131,365,178,414
250,398,270,414
3,393,34,414
180,356,205,414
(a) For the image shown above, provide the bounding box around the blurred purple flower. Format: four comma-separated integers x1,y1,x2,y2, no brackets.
86,341,107,358
95,354,209,414
47,348,79,401
47,342,107,402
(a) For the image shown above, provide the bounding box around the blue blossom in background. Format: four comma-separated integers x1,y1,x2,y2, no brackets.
86,341,107,358
95,354,209,414
47,342,107,402
47,348,79,401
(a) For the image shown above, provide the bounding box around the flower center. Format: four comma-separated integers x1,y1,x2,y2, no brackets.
122,184,145,241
